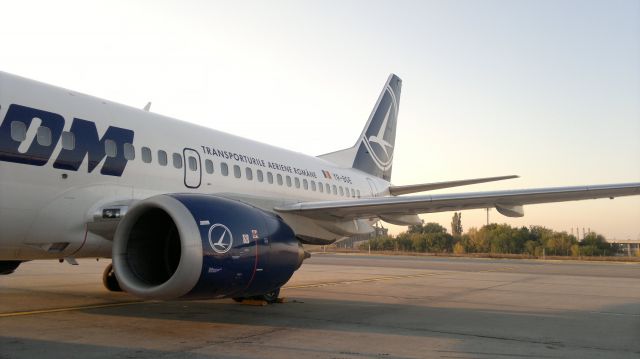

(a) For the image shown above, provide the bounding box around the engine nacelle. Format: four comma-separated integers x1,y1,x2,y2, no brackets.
112,194,305,300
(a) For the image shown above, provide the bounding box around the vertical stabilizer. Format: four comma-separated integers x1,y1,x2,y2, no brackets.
318,74,402,181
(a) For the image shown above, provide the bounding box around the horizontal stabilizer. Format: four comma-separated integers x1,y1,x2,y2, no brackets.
388,175,519,195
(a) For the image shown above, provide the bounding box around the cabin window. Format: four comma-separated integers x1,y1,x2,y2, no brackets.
339,186,344,196
267,172,274,184
277,174,283,186
205,159,214,174
158,150,168,166
318,182,323,193
294,177,300,188
332,185,337,195
188,156,198,171
245,167,253,180
10,121,27,142
61,131,75,150
141,147,152,163
105,139,117,158
36,126,52,146
303,179,309,190
233,165,241,178
311,181,316,191
123,143,135,160
257,169,264,182
326,184,331,193
286,175,292,187
357,190,361,198
172,153,183,169
351,189,356,198
221,162,229,176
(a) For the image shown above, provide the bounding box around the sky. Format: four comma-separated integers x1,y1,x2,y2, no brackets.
1,0,639,239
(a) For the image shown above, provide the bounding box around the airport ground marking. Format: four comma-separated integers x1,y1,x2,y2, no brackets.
1,267,518,317
284,272,442,289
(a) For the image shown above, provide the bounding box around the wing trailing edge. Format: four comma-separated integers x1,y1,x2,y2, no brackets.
275,182,640,221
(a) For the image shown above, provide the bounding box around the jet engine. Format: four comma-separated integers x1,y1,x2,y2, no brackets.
112,194,305,300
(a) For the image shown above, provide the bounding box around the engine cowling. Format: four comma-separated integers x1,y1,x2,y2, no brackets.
112,194,305,300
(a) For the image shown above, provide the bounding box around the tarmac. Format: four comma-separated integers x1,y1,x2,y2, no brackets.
1,253,638,358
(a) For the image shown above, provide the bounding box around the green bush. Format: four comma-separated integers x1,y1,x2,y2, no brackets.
362,223,611,257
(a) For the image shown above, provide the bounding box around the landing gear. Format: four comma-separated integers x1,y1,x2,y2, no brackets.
259,288,280,304
233,288,281,304
102,263,122,292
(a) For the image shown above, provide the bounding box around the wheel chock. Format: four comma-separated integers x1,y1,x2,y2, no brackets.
241,299,267,306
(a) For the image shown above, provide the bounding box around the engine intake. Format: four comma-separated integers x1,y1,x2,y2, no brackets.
113,194,305,300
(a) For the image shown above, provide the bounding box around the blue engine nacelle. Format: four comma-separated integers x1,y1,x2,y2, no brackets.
112,194,305,300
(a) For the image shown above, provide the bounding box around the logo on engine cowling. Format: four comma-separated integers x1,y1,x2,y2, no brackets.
207,223,233,254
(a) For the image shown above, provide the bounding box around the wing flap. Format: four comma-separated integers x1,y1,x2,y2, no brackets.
275,182,640,220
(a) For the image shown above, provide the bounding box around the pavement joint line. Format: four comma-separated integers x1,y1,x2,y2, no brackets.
0,301,145,318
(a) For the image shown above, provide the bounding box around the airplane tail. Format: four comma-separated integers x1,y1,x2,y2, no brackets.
318,74,402,181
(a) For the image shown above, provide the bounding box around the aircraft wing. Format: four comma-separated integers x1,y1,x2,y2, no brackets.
275,182,640,220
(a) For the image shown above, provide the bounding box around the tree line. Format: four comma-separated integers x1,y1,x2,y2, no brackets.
360,216,624,257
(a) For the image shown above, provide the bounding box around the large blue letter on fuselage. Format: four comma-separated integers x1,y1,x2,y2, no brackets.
0,104,65,166
53,118,134,177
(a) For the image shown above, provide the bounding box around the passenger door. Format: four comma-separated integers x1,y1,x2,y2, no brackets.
183,148,202,189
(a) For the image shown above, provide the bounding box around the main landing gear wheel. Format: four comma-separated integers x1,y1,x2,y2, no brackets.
102,263,122,292
233,288,281,304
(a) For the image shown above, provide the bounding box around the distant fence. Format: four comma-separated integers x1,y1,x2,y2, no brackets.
312,247,640,263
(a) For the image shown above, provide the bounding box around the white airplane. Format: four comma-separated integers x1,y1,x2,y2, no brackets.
0,72,638,302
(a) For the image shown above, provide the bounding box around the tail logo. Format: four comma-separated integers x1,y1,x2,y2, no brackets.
362,86,398,170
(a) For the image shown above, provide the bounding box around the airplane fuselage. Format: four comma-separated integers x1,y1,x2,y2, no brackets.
0,72,387,261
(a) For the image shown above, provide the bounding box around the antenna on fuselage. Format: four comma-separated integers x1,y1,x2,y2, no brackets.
143,102,152,112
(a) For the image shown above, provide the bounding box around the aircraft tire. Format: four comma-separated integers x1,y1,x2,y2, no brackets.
256,288,280,304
